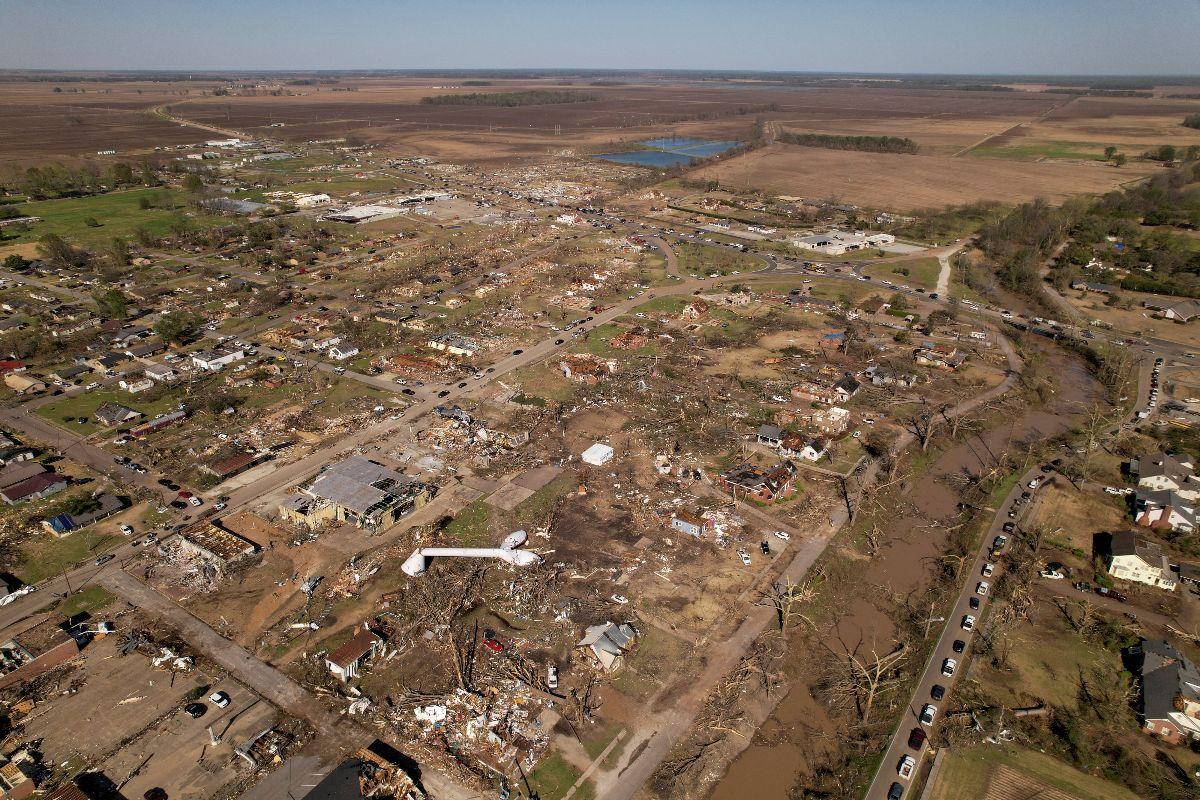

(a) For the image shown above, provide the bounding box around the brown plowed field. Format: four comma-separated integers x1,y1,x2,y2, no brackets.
0,80,222,164
691,142,1157,210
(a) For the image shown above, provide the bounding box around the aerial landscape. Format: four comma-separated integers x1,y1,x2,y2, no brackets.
1,2,1200,799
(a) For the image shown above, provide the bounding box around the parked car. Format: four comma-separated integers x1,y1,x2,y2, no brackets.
189,496,203,507
931,684,945,700
547,665,559,690
941,658,957,677
976,581,990,596
888,782,905,800
95,554,114,566
1002,522,1015,533
209,691,230,708
920,704,938,725
969,597,981,610
992,535,1008,550
961,615,976,630
119,524,134,535
483,637,503,653
611,594,629,605
1096,586,1128,603
737,549,751,566
982,562,995,577
907,727,927,749
898,755,916,779
773,530,791,541
1028,477,1042,490
184,702,207,718
952,639,966,653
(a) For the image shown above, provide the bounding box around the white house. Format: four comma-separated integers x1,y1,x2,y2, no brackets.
324,625,382,682
329,344,360,361
427,335,478,358
119,377,154,394
1109,531,1177,590
1135,452,1200,501
191,347,245,371
1135,489,1197,534
143,363,177,382
581,443,614,466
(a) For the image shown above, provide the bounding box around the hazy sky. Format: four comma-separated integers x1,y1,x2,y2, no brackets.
1,0,1198,74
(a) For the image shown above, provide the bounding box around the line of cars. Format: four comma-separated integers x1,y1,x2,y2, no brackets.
886,478,1034,798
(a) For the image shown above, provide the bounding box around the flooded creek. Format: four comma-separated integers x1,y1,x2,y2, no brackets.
708,346,1105,800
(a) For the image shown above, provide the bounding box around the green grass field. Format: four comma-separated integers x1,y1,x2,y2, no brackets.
15,530,122,584
929,744,1137,800
526,752,592,800
885,256,942,290
1,188,222,248
36,387,182,434
967,140,1109,162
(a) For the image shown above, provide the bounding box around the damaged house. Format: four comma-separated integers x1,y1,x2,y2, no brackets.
577,621,638,672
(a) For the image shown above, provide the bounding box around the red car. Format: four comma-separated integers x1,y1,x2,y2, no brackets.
177,490,192,499
483,638,503,654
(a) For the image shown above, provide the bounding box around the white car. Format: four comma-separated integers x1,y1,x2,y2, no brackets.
611,594,629,605
961,615,976,631
209,691,230,709
941,658,957,677
976,581,990,597
119,524,134,536
981,562,995,577
773,530,791,541
1040,569,1066,580
1027,478,1041,490
920,704,937,726
1104,486,1124,495
189,496,203,507
898,754,916,779
737,549,752,566
547,665,559,690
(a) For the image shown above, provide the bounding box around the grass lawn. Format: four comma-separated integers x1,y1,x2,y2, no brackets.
36,387,182,434
1,188,222,247
445,501,493,547
632,295,687,315
14,530,121,584
580,324,657,358
577,719,624,760
526,751,592,800
612,624,690,701
929,744,1137,800
55,584,117,619
886,256,942,290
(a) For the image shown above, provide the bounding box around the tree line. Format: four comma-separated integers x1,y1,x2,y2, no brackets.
419,90,598,107
1,160,159,200
777,130,919,154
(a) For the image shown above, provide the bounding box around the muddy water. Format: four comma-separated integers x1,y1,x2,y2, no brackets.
708,346,1103,800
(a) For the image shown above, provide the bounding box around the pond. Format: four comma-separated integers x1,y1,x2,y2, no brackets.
594,137,741,167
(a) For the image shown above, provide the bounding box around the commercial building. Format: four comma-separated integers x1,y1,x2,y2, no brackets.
790,229,895,256
280,455,433,532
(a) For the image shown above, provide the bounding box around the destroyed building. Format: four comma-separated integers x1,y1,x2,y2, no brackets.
279,456,434,532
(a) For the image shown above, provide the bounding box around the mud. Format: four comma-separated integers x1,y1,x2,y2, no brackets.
708,344,1104,800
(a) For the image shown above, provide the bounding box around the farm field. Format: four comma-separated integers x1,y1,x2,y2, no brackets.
691,142,1157,210
0,79,218,165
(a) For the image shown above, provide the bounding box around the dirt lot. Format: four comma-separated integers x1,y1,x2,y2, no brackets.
104,679,278,800
691,143,1158,211
20,635,205,764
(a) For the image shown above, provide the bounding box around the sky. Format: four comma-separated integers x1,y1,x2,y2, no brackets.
0,0,1198,74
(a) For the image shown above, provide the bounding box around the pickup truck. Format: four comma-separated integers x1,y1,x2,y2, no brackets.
1095,586,1128,603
